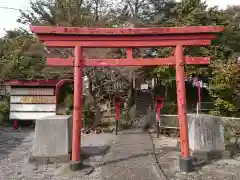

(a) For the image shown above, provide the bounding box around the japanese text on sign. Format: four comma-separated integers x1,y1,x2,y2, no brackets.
20,96,56,104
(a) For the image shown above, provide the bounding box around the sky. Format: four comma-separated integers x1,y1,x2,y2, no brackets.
0,0,240,37
0,0,31,37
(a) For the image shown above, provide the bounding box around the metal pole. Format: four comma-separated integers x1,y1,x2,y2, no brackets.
71,46,83,167
13,120,18,130
55,79,73,105
196,102,199,115
156,108,160,138
115,105,119,135
133,71,136,88
175,45,192,172
197,82,201,113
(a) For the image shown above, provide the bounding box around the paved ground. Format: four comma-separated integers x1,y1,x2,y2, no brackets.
151,133,240,180
100,129,164,180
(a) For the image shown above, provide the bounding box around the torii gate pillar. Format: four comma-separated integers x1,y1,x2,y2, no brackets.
71,46,84,169
175,45,192,171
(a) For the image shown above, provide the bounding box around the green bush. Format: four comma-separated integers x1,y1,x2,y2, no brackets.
0,95,10,125
62,93,88,126
82,103,88,127
64,93,74,115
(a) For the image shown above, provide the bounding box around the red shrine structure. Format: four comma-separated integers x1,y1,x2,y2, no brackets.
31,25,224,172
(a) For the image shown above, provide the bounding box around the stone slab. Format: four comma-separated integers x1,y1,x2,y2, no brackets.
191,150,231,161
188,114,225,152
31,115,72,163
29,153,71,164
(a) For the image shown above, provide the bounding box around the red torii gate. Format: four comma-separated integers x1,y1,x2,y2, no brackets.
31,25,224,172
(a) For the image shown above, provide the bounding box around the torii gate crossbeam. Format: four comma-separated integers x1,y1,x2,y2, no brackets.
31,25,224,172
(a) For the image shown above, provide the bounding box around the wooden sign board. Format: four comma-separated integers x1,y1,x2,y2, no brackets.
10,112,56,120
10,88,54,96
140,84,149,90
10,87,56,121
11,96,56,104
10,104,56,112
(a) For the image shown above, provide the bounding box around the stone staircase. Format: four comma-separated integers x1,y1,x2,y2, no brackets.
133,90,154,128
136,90,154,115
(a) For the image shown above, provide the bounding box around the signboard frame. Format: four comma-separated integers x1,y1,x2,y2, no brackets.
10,86,57,121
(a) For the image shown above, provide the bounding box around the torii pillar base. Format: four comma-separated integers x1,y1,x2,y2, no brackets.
179,156,193,172
69,161,84,171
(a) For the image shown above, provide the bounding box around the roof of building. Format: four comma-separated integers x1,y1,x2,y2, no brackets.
4,80,59,87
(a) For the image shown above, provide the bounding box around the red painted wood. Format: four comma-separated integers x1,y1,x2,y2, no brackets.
115,105,120,121
31,26,224,35
13,120,18,130
37,34,217,42
46,56,210,67
126,48,133,59
72,46,84,162
5,79,59,87
185,56,210,64
55,79,73,105
30,24,224,166
47,57,74,66
44,39,211,47
175,45,190,158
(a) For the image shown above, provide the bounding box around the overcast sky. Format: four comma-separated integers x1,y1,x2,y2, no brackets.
0,0,240,37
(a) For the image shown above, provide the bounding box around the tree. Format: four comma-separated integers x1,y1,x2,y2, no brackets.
224,5,240,25
18,0,90,26
17,0,136,125
0,29,45,82
139,0,240,116
209,57,240,117
0,28,74,83
3,0,239,117
147,0,177,25
207,5,240,116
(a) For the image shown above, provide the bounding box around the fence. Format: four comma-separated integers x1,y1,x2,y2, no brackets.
195,102,216,115
156,102,197,115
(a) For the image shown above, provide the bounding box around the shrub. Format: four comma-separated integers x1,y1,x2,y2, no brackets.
63,93,74,115
62,93,88,126
0,95,10,125
82,103,88,127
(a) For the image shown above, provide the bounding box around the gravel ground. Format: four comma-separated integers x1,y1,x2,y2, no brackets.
0,127,166,180
151,133,240,180
0,127,116,180
5,126,239,180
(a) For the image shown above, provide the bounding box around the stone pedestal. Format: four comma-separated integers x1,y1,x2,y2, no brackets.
29,115,73,164
188,114,226,160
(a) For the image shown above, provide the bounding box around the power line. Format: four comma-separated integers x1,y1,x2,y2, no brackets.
0,6,31,12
